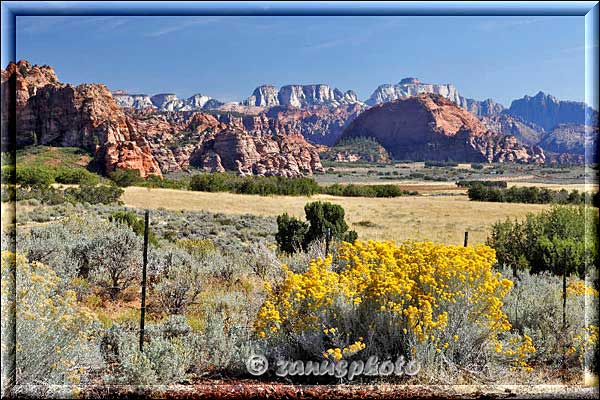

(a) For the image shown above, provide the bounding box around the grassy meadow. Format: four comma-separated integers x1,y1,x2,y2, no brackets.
122,186,551,245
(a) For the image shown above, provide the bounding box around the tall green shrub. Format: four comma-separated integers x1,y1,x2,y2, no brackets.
275,202,358,253
487,206,598,277
275,213,309,254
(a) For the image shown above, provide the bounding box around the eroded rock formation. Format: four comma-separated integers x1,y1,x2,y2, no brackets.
340,94,545,163
2,60,162,177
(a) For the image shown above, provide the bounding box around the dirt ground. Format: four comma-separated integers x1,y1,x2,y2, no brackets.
12,382,599,399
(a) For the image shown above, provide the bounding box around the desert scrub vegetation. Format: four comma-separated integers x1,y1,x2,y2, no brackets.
1,164,101,186
188,172,416,198
486,205,599,376
2,200,597,385
499,266,598,371
456,180,507,188
12,200,276,252
3,183,597,386
3,210,274,385
1,252,103,385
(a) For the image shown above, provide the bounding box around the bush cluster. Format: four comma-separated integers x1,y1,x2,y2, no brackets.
109,211,158,246
276,201,357,254
456,180,507,188
322,183,414,198
10,184,123,205
1,165,100,186
189,173,414,198
190,173,321,196
486,206,598,277
255,241,538,380
468,184,598,206
424,160,459,168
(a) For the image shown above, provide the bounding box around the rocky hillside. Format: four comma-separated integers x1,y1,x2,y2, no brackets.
133,109,324,176
365,77,504,117
244,84,362,108
538,124,598,163
339,94,545,163
5,61,594,169
480,114,544,146
319,137,391,164
2,61,324,177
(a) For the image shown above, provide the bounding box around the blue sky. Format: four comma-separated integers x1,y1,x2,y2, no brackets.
15,15,590,107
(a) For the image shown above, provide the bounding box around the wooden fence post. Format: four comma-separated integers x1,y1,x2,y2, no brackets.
464,231,469,247
139,210,149,352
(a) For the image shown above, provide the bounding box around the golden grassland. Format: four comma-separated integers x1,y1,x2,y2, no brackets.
122,187,554,245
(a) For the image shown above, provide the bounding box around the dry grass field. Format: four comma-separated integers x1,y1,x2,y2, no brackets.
123,187,553,245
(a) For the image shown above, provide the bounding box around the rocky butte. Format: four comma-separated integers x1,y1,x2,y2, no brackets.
339,94,545,163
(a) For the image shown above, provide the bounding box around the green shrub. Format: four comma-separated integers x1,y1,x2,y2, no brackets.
1,165,16,184
139,175,189,190
275,201,357,253
189,173,236,192
304,201,352,248
175,238,216,258
486,206,598,277
109,168,143,187
15,166,55,187
109,211,158,246
322,183,410,198
424,160,459,168
275,213,309,254
190,173,321,196
54,167,100,185
468,184,595,205
457,180,507,188
65,185,124,205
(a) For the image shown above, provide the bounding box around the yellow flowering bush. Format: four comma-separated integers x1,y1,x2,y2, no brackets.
255,240,533,375
1,251,102,385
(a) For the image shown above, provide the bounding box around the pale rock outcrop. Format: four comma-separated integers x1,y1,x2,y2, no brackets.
366,78,505,117
244,85,280,107
112,92,155,109
244,84,364,108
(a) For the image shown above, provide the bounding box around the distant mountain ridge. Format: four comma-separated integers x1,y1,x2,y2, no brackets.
100,73,599,163
504,91,598,132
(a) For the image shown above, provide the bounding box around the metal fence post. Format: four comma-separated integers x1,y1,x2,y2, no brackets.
464,231,469,247
325,227,331,256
